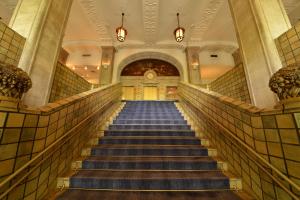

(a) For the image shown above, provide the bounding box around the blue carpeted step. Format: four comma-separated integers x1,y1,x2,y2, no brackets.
104,130,195,137
113,119,187,125
91,146,208,156
82,159,217,170
69,171,230,190
116,115,183,119
99,137,200,145
108,124,191,130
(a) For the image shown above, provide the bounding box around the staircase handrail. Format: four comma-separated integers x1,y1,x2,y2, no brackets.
0,83,121,199
179,82,300,200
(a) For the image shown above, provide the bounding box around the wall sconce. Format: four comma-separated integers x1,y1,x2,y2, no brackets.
191,62,199,70
102,63,110,69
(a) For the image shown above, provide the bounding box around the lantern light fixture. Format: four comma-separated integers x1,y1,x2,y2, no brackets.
174,13,185,42
116,13,127,42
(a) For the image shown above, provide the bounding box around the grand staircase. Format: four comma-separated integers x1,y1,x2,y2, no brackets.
56,101,245,199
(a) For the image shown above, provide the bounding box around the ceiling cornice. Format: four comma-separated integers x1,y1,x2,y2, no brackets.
115,43,186,50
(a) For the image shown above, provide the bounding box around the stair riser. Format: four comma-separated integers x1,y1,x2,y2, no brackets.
69,179,230,190
113,120,187,124
82,161,218,170
99,139,201,145
104,132,195,137
116,117,184,120
91,149,208,156
108,125,191,130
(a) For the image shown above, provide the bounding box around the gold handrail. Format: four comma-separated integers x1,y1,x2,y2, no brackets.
0,86,121,199
179,86,300,200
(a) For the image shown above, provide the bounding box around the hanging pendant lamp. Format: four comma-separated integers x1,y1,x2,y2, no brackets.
174,13,185,42
116,13,127,42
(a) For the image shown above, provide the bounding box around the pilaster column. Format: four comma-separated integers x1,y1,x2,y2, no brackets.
185,47,201,85
9,0,73,106
99,46,115,86
228,0,291,108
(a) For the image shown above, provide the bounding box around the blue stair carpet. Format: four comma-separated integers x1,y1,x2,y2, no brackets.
57,101,241,199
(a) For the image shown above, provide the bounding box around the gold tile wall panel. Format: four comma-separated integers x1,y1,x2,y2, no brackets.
49,62,92,102
0,83,122,199
275,21,300,67
178,82,300,200
209,50,251,104
0,21,25,66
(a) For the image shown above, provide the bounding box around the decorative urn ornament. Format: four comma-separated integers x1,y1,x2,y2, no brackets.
0,62,32,99
269,63,300,108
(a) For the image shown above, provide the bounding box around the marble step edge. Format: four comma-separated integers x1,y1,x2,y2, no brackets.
89,136,210,147
102,103,126,130
57,175,241,191
80,147,218,157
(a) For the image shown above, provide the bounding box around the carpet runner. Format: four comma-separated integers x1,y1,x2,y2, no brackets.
57,101,242,199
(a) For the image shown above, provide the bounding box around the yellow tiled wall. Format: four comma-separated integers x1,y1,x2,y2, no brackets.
0,83,122,199
209,50,251,104
179,82,299,200
49,62,92,102
0,21,25,66
275,21,300,67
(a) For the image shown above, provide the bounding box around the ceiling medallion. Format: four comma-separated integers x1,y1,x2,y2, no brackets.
116,13,128,42
174,13,185,43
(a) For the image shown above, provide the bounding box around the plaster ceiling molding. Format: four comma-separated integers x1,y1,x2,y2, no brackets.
199,41,238,54
282,0,300,13
189,0,224,41
79,0,113,45
0,0,17,22
118,51,184,80
142,0,160,44
1,0,17,11
115,43,185,50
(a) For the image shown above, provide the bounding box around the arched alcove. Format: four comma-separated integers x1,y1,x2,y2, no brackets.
121,59,180,77
117,52,185,81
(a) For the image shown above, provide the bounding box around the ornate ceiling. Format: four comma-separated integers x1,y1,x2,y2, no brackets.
0,0,299,84
1,0,299,48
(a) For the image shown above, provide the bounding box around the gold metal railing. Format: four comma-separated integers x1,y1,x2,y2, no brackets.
0,83,122,199
179,82,300,200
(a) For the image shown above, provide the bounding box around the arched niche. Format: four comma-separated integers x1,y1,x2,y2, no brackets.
117,52,184,81
121,59,180,77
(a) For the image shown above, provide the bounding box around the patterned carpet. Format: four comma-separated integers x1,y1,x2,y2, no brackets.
57,101,242,199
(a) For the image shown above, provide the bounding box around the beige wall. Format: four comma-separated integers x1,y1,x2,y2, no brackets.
228,0,291,108
121,76,180,100
10,0,73,107
49,62,91,102
0,21,25,66
275,21,300,67
209,50,251,104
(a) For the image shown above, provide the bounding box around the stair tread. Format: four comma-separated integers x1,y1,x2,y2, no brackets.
91,145,207,149
57,190,242,200
101,136,199,139
71,170,227,179
105,130,194,132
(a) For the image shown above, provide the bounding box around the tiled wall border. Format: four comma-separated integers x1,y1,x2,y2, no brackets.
0,21,25,66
